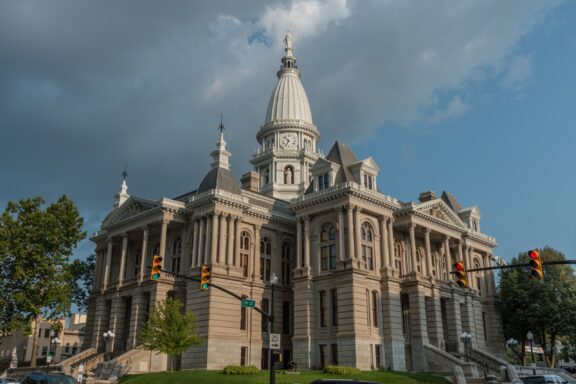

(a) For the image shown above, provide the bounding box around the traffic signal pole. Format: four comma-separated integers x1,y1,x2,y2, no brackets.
453,259,576,273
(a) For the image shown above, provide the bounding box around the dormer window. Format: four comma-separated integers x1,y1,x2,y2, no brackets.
363,174,374,190
318,173,330,190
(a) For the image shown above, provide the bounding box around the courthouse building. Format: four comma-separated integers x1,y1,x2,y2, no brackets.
84,35,505,372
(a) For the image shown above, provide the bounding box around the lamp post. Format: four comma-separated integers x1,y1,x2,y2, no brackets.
527,331,535,374
102,330,115,362
460,332,472,362
507,338,519,365
50,335,61,364
269,272,278,384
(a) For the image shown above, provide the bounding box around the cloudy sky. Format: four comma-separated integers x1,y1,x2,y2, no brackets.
1,0,574,264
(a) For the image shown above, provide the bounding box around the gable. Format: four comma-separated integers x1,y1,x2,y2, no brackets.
102,197,159,227
416,200,467,228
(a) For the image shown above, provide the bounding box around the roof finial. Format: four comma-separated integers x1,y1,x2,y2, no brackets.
122,163,128,181
218,113,225,134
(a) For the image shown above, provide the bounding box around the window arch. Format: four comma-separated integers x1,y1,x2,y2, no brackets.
240,231,251,277
284,165,295,184
320,223,337,271
361,222,374,271
260,236,272,281
282,242,291,284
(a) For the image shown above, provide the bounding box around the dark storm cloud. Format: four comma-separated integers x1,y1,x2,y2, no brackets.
0,0,561,258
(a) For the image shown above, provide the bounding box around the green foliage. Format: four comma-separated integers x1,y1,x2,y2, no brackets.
323,365,362,375
139,297,202,371
222,365,259,374
0,196,85,366
69,253,95,311
499,246,576,367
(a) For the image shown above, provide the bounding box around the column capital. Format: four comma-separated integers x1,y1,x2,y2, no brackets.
121,232,129,239
424,227,432,235
334,205,346,213
140,225,149,232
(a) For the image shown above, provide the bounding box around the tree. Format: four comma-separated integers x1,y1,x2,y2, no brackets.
69,254,95,312
139,297,202,371
0,196,86,367
499,246,576,367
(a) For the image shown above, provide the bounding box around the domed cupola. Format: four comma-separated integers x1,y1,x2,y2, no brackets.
251,32,321,201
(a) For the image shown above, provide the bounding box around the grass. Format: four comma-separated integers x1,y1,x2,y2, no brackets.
119,369,450,384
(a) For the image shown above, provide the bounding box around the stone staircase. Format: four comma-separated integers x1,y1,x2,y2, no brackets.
424,343,480,377
59,348,104,377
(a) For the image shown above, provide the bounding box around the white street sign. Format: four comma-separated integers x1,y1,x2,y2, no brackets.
270,333,281,350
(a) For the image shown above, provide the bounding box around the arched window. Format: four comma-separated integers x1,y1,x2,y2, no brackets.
394,240,403,274
474,259,482,294
260,236,272,281
171,236,182,274
284,165,295,184
441,253,448,280
361,222,374,271
415,249,422,273
320,223,337,271
431,252,437,277
371,290,379,327
240,232,251,277
282,242,291,284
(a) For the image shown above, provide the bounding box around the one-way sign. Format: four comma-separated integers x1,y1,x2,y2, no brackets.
270,333,281,349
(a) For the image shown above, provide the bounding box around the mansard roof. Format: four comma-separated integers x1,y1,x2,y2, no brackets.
197,167,242,195
325,141,359,183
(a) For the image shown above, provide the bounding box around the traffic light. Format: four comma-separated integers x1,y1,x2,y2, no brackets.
529,249,543,280
150,255,162,281
200,265,211,291
454,261,468,288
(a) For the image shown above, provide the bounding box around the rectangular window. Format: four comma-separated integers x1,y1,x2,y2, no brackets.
240,347,248,366
366,289,371,326
241,254,249,277
331,343,338,365
372,291,379,327
319,344,327,368
241,297,247,330
482,312,488,342
363,174,373,189
171,257,180,274
321,245,337,271
320,291,327,327
44,329,50,338
265,259,271,281
401,293,410,336
375,344,382,368
318,173,330,190
41,346,48,356
329,244,337,269
262,299,269,332
331,289,338,327
283,301,290,334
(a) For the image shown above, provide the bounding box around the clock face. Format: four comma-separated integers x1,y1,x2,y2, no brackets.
280,133,298,149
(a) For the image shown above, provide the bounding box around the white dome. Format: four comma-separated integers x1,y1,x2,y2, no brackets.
264,68,313,126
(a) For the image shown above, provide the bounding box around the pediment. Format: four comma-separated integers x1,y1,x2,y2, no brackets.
310,158,337,173
417,200,466,228
102,197,159,227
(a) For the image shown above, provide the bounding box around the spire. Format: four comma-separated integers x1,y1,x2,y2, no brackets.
279,31,298,76
210,115,231,170
113,164,129,208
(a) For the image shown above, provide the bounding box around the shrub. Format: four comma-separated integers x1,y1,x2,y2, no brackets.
323,365,362,375
222,365,259,375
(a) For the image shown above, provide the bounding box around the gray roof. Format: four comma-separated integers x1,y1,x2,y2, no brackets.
325,141,359,183
441,191,463,212
197,167,241,195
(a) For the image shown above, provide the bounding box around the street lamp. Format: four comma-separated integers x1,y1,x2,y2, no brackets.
527,331,535,374
102,330,115,362
507,338,519,365
50,335,61,364
269,272,278,384
460,332,472,361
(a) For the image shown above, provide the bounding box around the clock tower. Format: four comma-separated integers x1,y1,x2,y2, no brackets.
251,32,321,200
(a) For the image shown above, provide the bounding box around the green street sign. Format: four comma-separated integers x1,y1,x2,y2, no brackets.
241,299,256,308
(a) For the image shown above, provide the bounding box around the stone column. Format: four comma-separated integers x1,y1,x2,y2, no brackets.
253,225,261,280
234,218,240,267
409,224,417,274
139,227,149,283
487,253,496,296
457,240,463,263
128,293,147,349
197,217,205,266
103,239,113,290
347,205,354,260
211,213,219,264
409,291,430,371
109,296,125,352
204,215,212,264
354,206,361,261
379,216,389,269
218,213,227,264
304,216,311,271
381,281,406,370
337,207,345,262
191,219,199,268
424,228,432,278
159,219,168,263
226,215,234,266
296,219,302,269
93,250,102,289
443,237,451,280
446,293,463,354
118,234,128,286
387,218,395,269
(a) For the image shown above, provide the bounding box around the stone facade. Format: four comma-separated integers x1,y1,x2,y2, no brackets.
83,34,505,371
